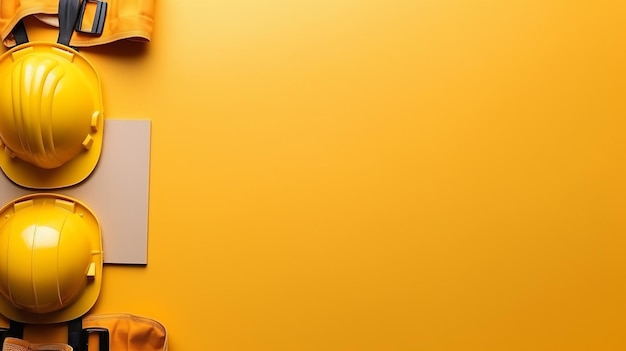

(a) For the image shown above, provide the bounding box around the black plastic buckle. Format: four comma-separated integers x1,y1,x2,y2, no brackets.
75,0,107,36
81,328,110,351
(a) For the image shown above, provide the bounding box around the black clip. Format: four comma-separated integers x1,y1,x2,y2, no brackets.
81,328,110,351
75,0,107,36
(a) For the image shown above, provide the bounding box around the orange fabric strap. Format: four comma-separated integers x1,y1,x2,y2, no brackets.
3,337,72,351
0,0,154,47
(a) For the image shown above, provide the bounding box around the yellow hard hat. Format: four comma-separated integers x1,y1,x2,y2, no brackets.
0,193,103,323
0,41,104,189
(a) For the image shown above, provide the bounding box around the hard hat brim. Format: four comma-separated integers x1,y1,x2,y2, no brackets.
0,193,103,323
0,134,104,189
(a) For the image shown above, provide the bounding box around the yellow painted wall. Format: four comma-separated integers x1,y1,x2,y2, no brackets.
6,0,626,350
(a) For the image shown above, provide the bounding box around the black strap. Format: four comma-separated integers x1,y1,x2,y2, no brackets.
57,0,81,46
11,20,29,46
0,320,24,347
67,317,83,351
8,0,79,47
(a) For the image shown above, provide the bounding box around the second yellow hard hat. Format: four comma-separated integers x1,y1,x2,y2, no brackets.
0,193,103,323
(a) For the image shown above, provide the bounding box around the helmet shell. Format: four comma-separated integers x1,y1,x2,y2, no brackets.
0,193,103,323
0,42,104,189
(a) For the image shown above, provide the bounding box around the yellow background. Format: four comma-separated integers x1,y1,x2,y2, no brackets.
6,0,626,350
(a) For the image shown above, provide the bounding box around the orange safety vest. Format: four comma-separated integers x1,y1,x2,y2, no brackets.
0,0,154,47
